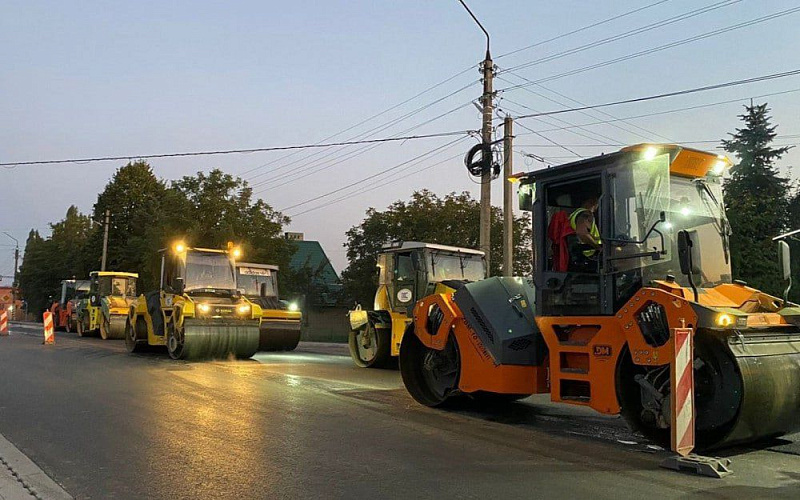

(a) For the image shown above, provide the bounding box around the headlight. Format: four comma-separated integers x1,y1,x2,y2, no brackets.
716,313,734,327
288,302,299,312
197,303,211,314
237,304,251,315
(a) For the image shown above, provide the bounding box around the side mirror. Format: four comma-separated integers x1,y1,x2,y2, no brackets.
260,282,268,297
678,230,699,302
659,210,666,223
778,240,791,282
677,231,693,276
174,277,184,294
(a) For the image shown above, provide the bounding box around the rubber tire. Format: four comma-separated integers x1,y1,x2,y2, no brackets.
65,317,72,334
399,324,461,407
167,323,185,360
125,317,146,353
77,318,86,337
348,320,391,368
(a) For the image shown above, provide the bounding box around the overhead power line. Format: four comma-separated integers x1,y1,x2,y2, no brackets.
498,5,800,94
514,69,800,120
500,0,741,74
280,136,468,213
496,0,674,60
0,130,475,168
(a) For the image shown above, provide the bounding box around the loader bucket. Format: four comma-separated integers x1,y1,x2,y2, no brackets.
178,318,260,360
259,320,302,351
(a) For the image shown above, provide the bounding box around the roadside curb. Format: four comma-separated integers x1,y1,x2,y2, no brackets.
0,433,72,500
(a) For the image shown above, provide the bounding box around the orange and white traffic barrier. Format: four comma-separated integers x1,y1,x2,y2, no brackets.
0,310,8,336
43,311,55,345
670,327,695,457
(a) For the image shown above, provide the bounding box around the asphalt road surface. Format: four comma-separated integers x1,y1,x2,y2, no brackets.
1,322,799,499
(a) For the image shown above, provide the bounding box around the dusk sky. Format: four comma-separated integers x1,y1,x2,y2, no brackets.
2,0,799,277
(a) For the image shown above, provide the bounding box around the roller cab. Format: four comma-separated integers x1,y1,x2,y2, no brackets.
236,262,302,351
126,242,261,360
76,271,138,339
348,241,486,368
401,144,800,450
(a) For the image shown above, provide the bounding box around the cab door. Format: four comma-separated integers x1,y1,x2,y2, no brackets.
389,251,416,314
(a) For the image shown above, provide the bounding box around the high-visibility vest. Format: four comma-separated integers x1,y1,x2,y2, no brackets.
569,208,600,257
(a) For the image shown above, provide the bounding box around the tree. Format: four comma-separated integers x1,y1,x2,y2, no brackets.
171,168,294,277
17,207,94,314
341,190,532,305
90,161,175,291
722,102,790,294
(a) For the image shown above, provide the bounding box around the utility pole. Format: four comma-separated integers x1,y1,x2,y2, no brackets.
101,210,110,271
503,115,513,276
3,232,19,320
458,0,494,274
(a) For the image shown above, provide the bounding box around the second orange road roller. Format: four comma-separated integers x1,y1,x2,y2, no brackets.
400,144,800,451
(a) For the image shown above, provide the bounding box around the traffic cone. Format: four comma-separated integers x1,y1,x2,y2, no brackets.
43,311,55,345
0,310,8,336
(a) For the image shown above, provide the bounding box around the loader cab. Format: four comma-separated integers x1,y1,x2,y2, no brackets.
521,144,733,316
160,244,239,298
378,242,486,314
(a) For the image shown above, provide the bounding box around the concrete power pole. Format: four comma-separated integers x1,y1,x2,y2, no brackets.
101,209,110,271
503,115,513,276
458,0,494,274
479,51,494,275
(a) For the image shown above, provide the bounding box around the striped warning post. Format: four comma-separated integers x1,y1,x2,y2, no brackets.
670,327,695,457
0,310,8,336
43,311,55,345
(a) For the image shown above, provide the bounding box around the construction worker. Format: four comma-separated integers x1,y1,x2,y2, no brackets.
568,197,602,271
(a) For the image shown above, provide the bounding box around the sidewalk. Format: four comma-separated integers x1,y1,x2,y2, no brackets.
0,434,71,500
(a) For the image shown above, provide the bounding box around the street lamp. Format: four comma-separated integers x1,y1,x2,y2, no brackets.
3,232,19,319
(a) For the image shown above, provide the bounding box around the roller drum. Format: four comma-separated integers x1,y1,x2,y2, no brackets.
713,333,800,448
105,316,128,340
180,318,260,360
259,320,302,351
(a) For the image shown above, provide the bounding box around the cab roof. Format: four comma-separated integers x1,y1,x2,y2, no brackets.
515,144,731,184
236,262,279,271
381,241,484,256
90,271,138,278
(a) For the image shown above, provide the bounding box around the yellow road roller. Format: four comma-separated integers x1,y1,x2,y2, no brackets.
236,262,303,351
77,271,138,339
125,242,262,360
348,241,486,368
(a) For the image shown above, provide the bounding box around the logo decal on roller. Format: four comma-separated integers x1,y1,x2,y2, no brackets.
396,288,413,303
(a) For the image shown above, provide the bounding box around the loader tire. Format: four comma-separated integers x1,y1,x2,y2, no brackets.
348,320,391,368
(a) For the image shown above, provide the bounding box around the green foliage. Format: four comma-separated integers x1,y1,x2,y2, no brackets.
18,207,95,314
723,103,790,295
19,163,294,311
341,190,532,305
170,169,295,287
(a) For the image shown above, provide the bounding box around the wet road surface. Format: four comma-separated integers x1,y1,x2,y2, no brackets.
1,323,799,499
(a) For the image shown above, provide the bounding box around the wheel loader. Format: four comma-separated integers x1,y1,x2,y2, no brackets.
348,241,486,368
76,271,138,339
125,242,262,360
400,144,800,450
49,279,90,332
236,262,303,351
